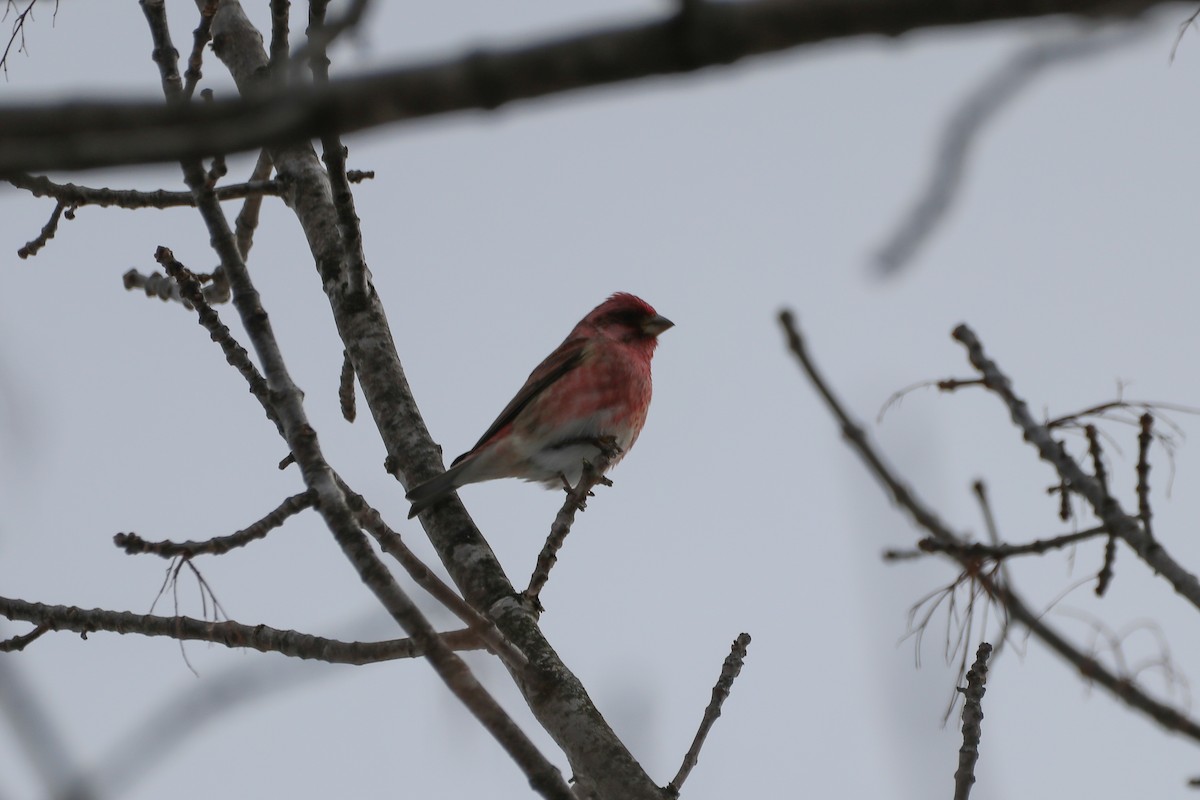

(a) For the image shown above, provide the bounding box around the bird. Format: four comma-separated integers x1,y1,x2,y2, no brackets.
406,292,673,518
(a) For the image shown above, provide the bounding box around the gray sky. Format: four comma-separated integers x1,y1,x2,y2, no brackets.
4,2,1200,798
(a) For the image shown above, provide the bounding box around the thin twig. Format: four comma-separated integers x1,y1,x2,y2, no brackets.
915,525,1109,560
0,595,484,664
523,442,619,609
17,199,67,258
8,173,286,209
953,642,992,800
666,633,752,797
155,246,285,437
114,491,315,558
1137,412,1155,543
0,624,48,652
1086,424,1118,597
182,1,217,100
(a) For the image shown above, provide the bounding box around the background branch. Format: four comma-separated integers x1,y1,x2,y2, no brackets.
0,0,1168,174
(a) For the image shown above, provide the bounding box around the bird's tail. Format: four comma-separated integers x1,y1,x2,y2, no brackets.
405,462,469,518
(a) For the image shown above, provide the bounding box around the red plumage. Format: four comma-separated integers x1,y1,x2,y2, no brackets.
406,292,672,518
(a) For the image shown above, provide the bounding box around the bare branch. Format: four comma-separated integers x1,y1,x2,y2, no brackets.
182,1,217,100
154,246,285,436
340,483,530,671
16,199,67,258
0,624,48,652
138,9,571,790
779,310,1200,744
915,524,1110,560
951,324,1200,613
666,633,752,797
1137,412,1156,542
0,595,486,664
523,441,619,609
874,24,1152,274
953,642,992,800
114,490,315,558
8,172,286,209
200,7,667,795
0,0,1169,174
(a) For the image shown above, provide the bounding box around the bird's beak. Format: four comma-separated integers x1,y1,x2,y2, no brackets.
642,314,674,337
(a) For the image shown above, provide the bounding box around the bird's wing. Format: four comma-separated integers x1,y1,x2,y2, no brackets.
452,336,588,465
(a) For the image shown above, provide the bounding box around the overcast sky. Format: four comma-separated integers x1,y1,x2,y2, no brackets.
4,2,1200,799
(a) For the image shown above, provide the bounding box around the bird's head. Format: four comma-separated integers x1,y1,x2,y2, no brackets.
583,292,674,345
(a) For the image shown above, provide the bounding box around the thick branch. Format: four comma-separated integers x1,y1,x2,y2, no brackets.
0,0,1166,174
193,4,660,797
138,8,571,796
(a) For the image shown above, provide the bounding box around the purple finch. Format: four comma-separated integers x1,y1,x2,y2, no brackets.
406,292,672,518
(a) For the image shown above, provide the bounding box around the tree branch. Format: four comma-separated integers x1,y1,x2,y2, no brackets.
666,633,752,796
194,4,662,796
953,642,992,800
951,324,1200,612
0,595,486,664
0,0,1167,174
779,310,1200,744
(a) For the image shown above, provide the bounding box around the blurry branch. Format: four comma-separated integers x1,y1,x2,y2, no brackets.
951,324,1200,612
912,524,1108,559
666,633,752,797
268,0,289,73
0,655,92,800
1086,424,1120,596
953,642,992,800
57,617,393,800
123,262,229,306
309,0,371,299
778,310,1200,743
291,0,371,73
873,22,1153,275
0,595,488,664
113,491,316,558
0,0,1170,174
523,441,619,610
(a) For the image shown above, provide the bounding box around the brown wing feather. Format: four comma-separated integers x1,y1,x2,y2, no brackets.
451,337,588,466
